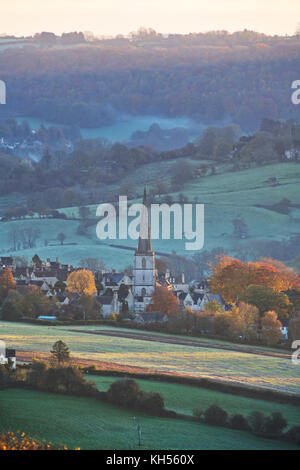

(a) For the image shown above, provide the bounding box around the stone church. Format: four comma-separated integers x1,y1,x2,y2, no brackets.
132,188,156,312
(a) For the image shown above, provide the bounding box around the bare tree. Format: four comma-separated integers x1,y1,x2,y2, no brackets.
8,228,20,251
80,258,105,271
19,227,41,249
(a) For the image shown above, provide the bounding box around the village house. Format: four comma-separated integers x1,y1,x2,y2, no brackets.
0,345,16,370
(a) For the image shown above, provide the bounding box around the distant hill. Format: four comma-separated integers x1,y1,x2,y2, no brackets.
0,31,299,130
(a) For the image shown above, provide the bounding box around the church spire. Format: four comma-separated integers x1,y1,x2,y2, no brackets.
137,186,152,253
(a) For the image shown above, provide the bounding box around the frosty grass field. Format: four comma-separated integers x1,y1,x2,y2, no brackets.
1,321,300,395
1,389,298,450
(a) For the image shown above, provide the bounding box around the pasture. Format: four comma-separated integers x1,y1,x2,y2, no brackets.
0,162,299,268
92,375,300,428
0,388,298,450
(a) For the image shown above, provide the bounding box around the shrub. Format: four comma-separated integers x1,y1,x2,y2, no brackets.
27,361,97,397
264,412,287,438
106,378,165,415
248,411,287,438
229,413,250,431
137,391,165,415
248,411,266,436
107,378,140,407
204,405,228,426
284,426,300,445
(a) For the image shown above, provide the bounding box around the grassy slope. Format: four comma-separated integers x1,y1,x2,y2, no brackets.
1,162,299,268
0,389,298,450
91,375,300,427
1,321,299,394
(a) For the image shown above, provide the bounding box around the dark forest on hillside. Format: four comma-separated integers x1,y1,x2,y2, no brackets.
0,30,299,129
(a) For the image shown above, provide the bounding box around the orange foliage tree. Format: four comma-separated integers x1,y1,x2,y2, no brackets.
147,286,180,316
0,267,16,291
209,255,300,304
66,269,96,296
261,311,282,346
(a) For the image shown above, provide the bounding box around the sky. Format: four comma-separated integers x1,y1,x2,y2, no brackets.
1,0,299,37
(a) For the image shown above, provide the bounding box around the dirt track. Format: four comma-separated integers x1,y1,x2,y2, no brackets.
68,328,291,359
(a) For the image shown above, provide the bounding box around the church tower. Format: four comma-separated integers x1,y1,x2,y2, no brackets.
133,187,156,312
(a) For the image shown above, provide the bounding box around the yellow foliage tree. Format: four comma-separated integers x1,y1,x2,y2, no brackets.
66,269,96,296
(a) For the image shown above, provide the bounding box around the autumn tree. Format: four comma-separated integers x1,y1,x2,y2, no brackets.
214,302,259,341
66,269,96,296
258,258,300,291
239,285,290,320
261,311,282,346
209,255,299,304
203,300,223,314
147,286,180,316
0,267,16,291
0,267,16,302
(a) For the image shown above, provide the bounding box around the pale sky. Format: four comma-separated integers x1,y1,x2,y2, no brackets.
1,0,299,37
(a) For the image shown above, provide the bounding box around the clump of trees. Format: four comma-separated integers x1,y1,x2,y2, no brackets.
106,378,165,415
193,404,294,442
0,283,59,321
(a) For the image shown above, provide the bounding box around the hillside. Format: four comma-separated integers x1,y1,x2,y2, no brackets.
1,162,299,268
1,389,297,450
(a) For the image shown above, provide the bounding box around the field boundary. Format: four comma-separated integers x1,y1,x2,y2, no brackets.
16,349,300,406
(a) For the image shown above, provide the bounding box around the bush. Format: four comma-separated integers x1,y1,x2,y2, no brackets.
229,413,250,431
248,410,287,438
27,361,97,397
284,426,300,445
263,412,287,438
107,378,140,407
106,378,165,415
248,411,266,436
137,391,165,414
204,405,228,426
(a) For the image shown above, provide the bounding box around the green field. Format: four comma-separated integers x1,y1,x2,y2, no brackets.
1,162,299,268
1,321,299,394
0,388,298,450
92,375,300,427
